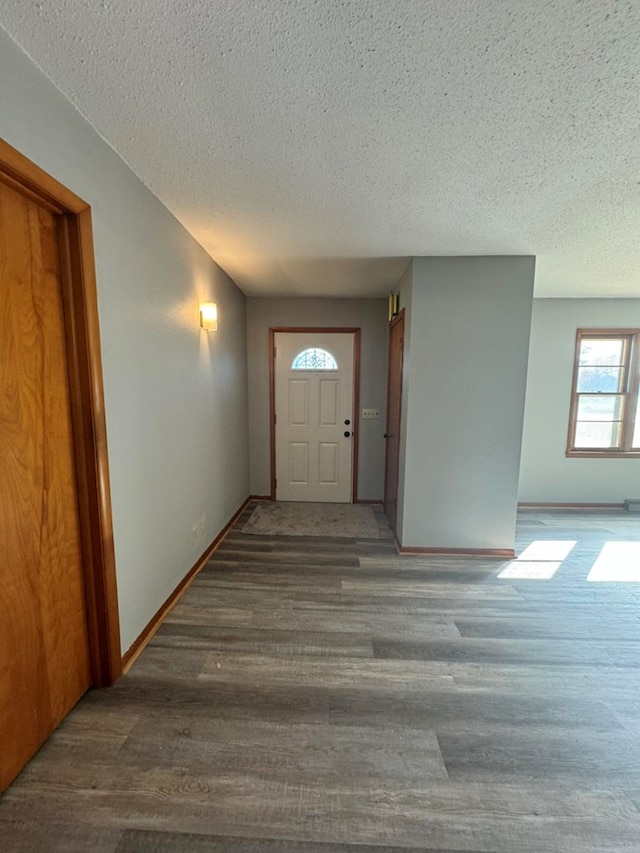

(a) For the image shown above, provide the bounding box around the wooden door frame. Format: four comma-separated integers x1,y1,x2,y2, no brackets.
269,327,361,502
383,309,405,529
0,138,122,687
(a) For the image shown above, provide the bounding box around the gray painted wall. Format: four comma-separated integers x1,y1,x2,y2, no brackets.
0,29,249,652
398,256,535,550
246,297,389,500
519,298,640,502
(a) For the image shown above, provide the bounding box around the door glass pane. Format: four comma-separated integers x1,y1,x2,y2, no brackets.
574,421,622,448
576,366,623,392
576,395,623,420
291,348,338,370
579,338,624,366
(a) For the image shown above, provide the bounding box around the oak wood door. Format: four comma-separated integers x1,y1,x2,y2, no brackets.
0,179,91,792
274,332,355,502
384,310,404,533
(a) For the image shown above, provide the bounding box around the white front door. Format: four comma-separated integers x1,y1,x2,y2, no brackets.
274,332,355,502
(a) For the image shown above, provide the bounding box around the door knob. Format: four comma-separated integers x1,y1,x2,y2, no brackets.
344,418,351,425
384,433,392,439
344,431,351,438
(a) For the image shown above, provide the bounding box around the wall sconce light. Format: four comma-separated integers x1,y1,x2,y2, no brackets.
199,302,218,331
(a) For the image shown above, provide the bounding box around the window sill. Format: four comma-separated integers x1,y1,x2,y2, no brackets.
566,450,640,459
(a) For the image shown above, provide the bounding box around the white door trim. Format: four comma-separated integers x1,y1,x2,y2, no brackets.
269,327,361,502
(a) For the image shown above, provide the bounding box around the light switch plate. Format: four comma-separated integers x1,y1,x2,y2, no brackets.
362,408,380,419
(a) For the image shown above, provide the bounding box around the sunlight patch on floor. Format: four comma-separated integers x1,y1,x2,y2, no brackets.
587,542,640,582
517,540,577,561
497,540,577,580
498,561,562,580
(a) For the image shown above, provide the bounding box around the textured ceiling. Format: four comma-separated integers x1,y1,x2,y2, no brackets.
2,1,640,297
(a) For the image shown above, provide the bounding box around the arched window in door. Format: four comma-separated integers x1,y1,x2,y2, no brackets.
291,348,338,370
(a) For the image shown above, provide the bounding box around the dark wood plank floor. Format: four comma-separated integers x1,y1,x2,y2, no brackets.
2,504,640,852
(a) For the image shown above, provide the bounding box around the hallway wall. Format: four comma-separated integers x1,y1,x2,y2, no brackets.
0,28,250,652
397,256,535,550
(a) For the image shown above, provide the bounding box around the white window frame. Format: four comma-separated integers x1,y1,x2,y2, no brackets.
567,329,640,457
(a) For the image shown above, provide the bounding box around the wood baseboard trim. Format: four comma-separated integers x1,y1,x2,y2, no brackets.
518,502,624,510
250,496,381,505
395,537,514,558
121,496,251,671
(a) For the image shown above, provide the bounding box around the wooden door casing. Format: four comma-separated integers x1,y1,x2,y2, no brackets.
384,310,404,534
0,138,121,793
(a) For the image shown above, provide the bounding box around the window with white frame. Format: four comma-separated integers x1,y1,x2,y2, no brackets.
567,330,640,456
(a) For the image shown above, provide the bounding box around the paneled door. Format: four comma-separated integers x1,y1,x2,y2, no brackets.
0,178,92,791
274,331,356,502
